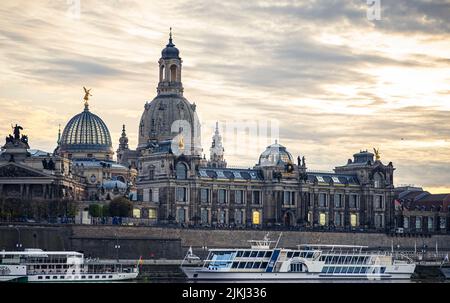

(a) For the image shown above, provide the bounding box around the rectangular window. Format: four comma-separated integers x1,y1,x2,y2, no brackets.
319,193,327,207
218,189,227,204
334,212,342,226
427,217,433,231
319,212,327,226
252,211,261,225
350,213,358,227
235,190,244,204
201,209,209,224
349,194,359,209
374,195,384,209
334,194,342,208
200,189,209,203
440,217,446,230
177,208,186,223
218,210,226,224
234,210,243,225
416,217,422,230
149,208,157,219
404,217,409,229
176,187,187,202
252,191,261,204
284,191,291,205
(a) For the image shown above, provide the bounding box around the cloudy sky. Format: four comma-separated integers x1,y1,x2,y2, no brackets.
1,0,450,193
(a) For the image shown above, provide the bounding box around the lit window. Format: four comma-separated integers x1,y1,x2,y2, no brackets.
252,211,261,225
148,209,157,219
350,213,358,227
133,208,141,219
319,213,327,226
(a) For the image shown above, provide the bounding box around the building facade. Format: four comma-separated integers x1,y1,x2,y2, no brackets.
115,33,396,231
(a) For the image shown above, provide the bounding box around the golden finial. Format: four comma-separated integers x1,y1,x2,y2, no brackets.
373,148,381,161
83,87,92,110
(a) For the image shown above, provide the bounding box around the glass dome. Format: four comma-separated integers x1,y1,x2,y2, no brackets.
59,104,113,154
258,142,293,167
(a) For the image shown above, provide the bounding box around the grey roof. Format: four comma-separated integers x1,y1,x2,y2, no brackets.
28,149,52,157
73,159,128,170
307,172,359,185
198,167,263,181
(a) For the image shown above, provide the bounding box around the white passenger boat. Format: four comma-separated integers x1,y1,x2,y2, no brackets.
0,249,139,282
181,234,416,281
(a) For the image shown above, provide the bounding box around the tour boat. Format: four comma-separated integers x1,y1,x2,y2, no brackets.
0,249,139,282
181,234,416,281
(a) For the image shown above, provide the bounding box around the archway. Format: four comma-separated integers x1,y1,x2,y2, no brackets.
284,211,294,226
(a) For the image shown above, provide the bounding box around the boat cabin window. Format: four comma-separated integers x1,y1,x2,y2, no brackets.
232,262,239,268
264,251,272,258
250,251,258,258
236,251,243,258
287,252,293,258
261,262,268,268
253,262,261,268
243,251,251,258
238,262,246,269
257,251,265,258
246,262,254,268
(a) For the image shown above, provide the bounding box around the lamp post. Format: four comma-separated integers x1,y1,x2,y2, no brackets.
114,234,120,262
8,225,22,250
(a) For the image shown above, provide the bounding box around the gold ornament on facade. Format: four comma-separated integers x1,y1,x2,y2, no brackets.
178,135,185,150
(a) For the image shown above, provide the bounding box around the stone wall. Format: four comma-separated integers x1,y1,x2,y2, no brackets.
1,225,449,260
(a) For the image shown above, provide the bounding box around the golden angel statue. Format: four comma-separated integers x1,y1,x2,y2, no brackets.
83,87,92,102
373,148,381,161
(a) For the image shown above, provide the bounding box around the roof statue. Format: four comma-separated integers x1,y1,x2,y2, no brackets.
373,148,381,161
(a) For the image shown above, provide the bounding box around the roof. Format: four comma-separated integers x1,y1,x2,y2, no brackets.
307,172,359,186
398,192,450,212
73,159,129,170
198,167,263,181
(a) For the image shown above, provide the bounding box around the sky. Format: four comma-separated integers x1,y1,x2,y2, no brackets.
1,0,450,193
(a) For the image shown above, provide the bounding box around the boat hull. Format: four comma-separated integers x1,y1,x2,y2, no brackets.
181,267,414,281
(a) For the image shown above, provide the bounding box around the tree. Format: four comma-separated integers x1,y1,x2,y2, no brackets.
108,197,132,217
88,204,102,218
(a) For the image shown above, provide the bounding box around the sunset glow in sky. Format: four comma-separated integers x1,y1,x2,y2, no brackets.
1,1,450,193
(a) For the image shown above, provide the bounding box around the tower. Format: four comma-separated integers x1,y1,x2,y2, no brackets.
117,124,129,164
157,28,183,96
208,122,226,168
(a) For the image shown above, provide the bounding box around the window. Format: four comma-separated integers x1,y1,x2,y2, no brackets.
375,214,384,228
307,211,312,223
349,194,359,209
176,187,187,202
234,209,243,225
176,163,187,179
416,217,422,230
403,217,409,229
319,212,327,226
177,208,186,223
440,217,446,230
319,194,327,207
218,210,226,224
374,173,383,188
149,208,157,219
428,217,433,231
170,64,177,82
133,208,141,219
201,209,209,224
218,189,227,204
283,191,295,205
252,191,261,204
374,195,384,209
350,213,358,227
200,188,210,203
334,212,342,226
235,190,244,204
334,194,343,208
252,211,261,225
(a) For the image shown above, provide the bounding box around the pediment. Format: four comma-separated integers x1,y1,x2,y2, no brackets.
0,163,50,178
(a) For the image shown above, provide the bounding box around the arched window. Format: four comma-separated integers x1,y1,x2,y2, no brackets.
176,162,187,179
374,173,384,188
170,65,177,82
160,65,165,81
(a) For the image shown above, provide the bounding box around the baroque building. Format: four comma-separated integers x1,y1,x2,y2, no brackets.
115,32,397,231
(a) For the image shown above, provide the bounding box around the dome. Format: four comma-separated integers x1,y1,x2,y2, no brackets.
258,142,293,167
59,104,113,156
161,37,180,59
138,95,201,154
100,180,127,190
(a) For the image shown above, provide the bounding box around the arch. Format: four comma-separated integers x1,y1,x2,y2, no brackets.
283,211,294,226
160,65,165,81
176,162,188,179
373,172,384,188
170,64,177,82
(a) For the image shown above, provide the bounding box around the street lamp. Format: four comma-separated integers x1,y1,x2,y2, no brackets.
9,225,22,250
